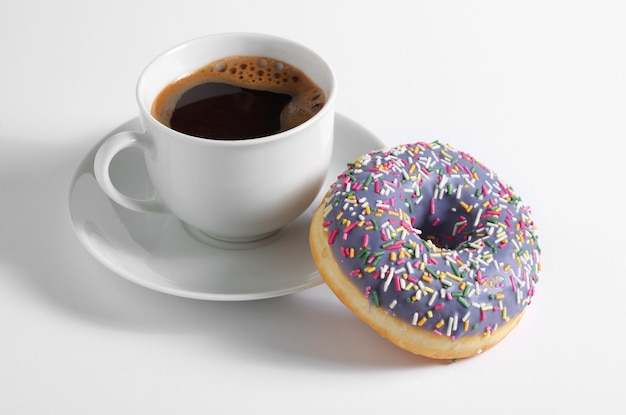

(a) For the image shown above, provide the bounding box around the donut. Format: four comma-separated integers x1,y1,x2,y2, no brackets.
309,141,541,359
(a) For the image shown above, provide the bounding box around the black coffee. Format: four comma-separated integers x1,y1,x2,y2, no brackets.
152,55,326,140
170,82,291,139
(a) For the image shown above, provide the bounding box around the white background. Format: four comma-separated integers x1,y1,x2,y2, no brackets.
1,0,624,413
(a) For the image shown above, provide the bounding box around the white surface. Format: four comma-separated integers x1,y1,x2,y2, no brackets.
1,1,623,414
69,114,383,300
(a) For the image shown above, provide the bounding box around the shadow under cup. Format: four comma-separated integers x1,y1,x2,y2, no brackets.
134,33,337,246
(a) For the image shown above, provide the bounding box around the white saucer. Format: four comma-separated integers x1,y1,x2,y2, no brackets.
68,113,385,300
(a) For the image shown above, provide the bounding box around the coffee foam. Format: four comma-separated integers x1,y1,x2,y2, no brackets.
152,55,326,132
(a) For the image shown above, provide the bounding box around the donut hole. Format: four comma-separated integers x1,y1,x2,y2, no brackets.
410,198,481,251
416,219,470,250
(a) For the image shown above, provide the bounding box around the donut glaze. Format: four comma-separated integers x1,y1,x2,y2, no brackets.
313,141,541,358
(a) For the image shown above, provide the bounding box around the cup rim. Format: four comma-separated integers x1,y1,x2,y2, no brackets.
136,32,337,146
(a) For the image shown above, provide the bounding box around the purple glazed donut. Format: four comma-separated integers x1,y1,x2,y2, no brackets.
310,141,541,359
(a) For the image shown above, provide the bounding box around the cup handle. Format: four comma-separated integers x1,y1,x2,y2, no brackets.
94,131,169,214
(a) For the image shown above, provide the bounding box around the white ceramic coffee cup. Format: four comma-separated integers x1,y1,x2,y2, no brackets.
94,33,336,243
